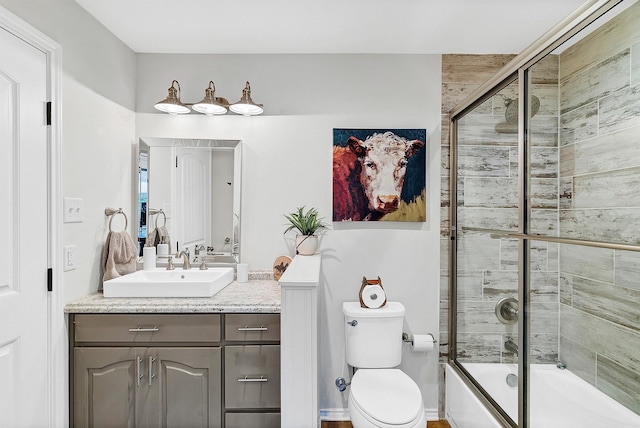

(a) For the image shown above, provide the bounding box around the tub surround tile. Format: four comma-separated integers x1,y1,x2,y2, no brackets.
530,54,559,85
457,146,511,177
572,167,640,209
463,177,518,208
559,334,596,386
596,354,640,415
529,333,559,363
457,114,519,146
458,207,519,232
559,273,573,306
560,305,640,375
64,279,281,313
456,270,484,301
560,49,630,115
457,301,513,334
599,84,640,134
530,179,558,209
558,177,573,209
531,85,560,116
530,147,559,178
559,101,598,146
560,207,640,245
482,270,518,301
528,116,559,147
559,2,640,80
632,42,640,86
572,276,640,332
559,244,614,284
529,208,558,235
455,333,502,363
614,250,640,291
561,126,640,177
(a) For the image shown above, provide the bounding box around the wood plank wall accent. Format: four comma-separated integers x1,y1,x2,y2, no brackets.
439,53,515,416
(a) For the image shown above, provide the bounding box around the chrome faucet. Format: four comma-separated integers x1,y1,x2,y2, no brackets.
193,245,205,262
178,248,191,270
504,339,519,355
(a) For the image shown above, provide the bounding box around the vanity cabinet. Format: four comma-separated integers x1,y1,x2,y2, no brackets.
70,312,280,428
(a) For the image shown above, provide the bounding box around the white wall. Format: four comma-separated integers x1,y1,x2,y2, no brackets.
136,53,442,415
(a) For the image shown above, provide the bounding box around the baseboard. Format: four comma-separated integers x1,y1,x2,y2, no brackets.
319,408,350,421
319,408,440,422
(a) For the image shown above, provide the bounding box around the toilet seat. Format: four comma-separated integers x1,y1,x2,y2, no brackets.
350,369,424,427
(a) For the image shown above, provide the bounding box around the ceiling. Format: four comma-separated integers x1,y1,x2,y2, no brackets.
73,0,588,54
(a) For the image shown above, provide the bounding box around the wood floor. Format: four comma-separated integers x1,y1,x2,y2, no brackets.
321,420,451,428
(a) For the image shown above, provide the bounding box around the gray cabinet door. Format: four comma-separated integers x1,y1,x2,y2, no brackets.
74,347,147,428
149,347,222,428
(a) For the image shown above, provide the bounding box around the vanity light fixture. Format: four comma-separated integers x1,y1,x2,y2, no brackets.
154,80,190,115
229,81,264,116
154,79,264,116
192,81,228,116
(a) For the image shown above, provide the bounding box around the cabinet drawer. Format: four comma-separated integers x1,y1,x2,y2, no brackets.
225,314,280,342
225,412,280,428
74,314,221,343
225,345,280,409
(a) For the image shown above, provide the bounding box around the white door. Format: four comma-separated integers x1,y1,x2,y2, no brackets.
175,148,211,251
0,27,50,427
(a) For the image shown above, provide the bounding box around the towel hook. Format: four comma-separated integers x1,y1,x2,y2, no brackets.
149,208,167,229
105,207,128,232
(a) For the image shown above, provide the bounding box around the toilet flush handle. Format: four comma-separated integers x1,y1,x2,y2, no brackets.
347,320,358,327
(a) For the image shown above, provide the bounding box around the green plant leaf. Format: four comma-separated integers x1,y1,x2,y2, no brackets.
283,206,329,235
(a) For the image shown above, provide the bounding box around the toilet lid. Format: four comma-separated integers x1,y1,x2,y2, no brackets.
351,369,423,425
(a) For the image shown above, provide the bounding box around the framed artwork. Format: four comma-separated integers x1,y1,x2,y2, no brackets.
333,128,427,222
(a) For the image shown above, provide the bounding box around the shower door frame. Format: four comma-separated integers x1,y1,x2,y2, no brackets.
447,0,631,427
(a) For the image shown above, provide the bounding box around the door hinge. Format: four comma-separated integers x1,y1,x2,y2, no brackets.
46,101,52,126
47,267,53,292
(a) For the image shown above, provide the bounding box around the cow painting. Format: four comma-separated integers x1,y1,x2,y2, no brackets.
333,129,427,222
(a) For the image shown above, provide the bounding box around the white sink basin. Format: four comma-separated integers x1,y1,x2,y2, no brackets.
103,267,235,298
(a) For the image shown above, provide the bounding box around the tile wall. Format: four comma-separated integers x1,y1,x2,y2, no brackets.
557,2,640,414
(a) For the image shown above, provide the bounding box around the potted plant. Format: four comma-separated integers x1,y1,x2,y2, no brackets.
284,206,329,255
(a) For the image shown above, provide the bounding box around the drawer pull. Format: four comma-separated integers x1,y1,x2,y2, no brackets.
237,326,268,332
237,375,268,383
128,326,160,333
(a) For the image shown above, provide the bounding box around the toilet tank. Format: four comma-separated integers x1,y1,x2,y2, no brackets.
342,301,405,368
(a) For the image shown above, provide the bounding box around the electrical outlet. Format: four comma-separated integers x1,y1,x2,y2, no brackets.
63,197,84,223
64,245,77,271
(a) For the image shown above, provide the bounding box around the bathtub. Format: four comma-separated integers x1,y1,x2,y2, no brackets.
446,363,640,427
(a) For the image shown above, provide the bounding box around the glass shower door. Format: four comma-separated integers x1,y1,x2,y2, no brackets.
453,77,521,426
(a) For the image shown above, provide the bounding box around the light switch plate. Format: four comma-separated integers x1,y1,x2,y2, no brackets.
64,245,77,271
63,197,84,223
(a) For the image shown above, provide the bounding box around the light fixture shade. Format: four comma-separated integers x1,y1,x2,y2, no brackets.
229,81,264,116
154,80,190,115
192,81,228,115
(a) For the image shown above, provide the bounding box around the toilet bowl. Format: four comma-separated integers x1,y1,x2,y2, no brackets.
348,369,426,428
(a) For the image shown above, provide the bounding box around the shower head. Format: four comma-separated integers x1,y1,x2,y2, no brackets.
504,96,540,124
495,95,541,134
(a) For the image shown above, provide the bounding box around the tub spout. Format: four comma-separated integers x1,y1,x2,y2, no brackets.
504,339,518,355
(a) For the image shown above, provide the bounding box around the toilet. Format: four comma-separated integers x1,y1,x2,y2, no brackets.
343,301,426,428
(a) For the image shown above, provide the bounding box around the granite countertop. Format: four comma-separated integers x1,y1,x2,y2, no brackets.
64,273,280,314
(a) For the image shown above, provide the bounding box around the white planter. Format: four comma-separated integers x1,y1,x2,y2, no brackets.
295,235,318,255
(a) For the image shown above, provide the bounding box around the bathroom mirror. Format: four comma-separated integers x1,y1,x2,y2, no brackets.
136,137,241,265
